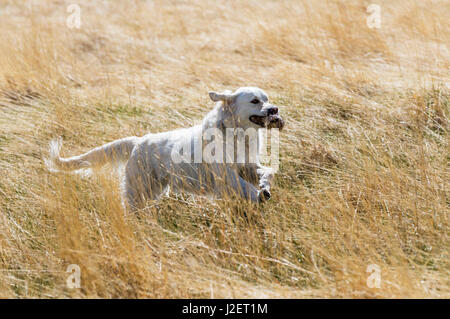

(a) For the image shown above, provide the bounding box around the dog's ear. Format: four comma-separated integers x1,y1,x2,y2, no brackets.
209,90,234,104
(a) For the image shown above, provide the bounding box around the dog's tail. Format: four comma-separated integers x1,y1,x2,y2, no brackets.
45,136,138,172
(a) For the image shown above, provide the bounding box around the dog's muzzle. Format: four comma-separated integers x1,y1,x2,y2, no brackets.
249,107,285,130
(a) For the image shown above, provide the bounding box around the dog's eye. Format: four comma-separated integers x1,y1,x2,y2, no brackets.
250,98,260,104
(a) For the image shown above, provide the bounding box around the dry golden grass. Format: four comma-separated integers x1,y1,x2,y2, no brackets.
0,0,448,298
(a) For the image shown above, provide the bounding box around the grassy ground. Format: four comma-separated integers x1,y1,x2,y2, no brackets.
0,0,448,298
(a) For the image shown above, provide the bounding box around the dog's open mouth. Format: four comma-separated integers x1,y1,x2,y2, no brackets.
249,115,285,130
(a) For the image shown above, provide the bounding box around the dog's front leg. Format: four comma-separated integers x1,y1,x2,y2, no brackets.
238,164,259,185
221,168,269,203
257,165,274,190
239,164,273,202
255,165,275,202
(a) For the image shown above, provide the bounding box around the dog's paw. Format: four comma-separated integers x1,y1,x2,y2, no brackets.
258,188,271,202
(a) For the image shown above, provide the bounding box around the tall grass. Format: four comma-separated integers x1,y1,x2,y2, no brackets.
0,0,448,298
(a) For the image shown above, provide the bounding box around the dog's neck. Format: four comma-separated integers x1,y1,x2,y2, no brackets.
202,101,230,132
201,102,261,165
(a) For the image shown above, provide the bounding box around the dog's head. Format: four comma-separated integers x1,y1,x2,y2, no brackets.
209,87,285,130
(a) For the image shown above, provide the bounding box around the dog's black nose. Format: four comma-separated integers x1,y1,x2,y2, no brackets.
267,107,278,115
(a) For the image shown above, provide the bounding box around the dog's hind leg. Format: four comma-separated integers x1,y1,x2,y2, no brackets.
123,157,169,212
124,184,140,212
123,174,167,212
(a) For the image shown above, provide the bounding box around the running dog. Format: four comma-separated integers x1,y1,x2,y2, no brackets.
45,87,284,210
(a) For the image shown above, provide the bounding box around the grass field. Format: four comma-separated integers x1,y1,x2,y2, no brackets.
0,0,448,298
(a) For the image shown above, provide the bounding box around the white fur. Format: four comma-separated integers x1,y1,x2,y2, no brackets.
45,87,283,211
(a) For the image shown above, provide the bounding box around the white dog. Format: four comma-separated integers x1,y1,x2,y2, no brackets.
46,87,284,210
